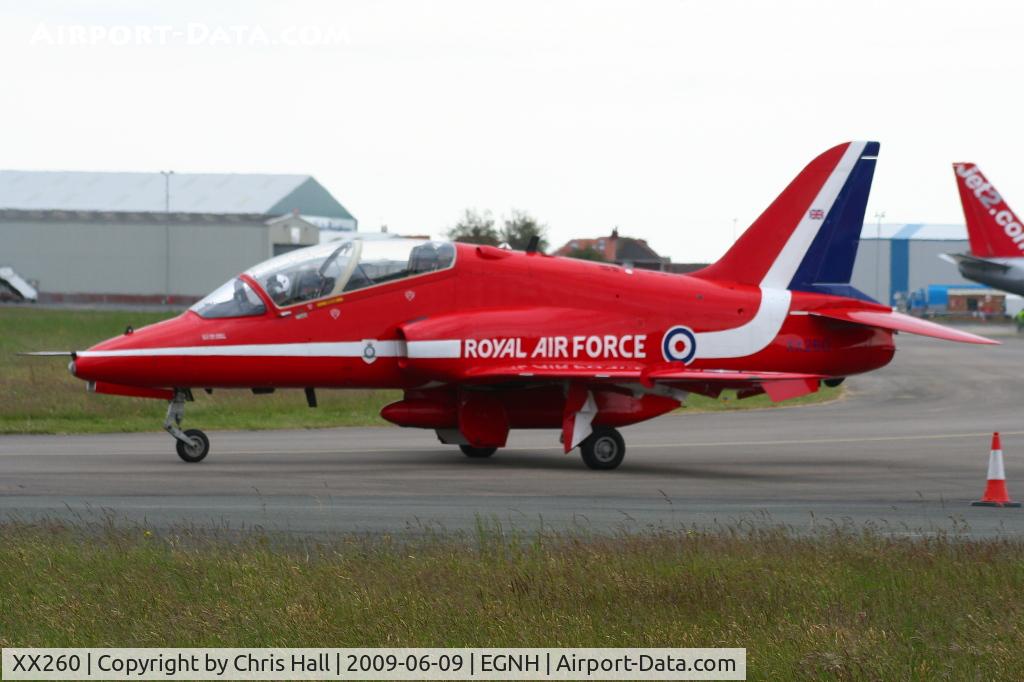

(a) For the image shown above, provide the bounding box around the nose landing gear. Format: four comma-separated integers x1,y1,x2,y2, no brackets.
164,390,209,463
175,429,210,462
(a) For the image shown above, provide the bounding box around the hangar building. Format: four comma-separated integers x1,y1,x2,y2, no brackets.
850,223,977,308
0,170,357,304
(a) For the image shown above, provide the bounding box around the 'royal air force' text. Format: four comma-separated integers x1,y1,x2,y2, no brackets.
464,335,647,360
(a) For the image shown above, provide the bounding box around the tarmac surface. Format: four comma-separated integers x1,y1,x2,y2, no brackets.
3,328,1024,537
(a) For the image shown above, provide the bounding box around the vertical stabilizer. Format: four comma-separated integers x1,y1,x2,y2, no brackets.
695,141,878,299
953,163,1024,258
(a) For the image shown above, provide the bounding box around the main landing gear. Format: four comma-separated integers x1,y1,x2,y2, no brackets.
579,426,626,471
459,445,497,458
453,426,627,469
165,390,209,463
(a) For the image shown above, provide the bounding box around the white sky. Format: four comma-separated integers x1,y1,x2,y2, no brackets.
1,0,1022,262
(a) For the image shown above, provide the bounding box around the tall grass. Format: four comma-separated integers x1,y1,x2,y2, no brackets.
0,522,1022,680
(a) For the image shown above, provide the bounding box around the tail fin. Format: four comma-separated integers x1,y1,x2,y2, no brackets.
953,163,1024,257
695,141,878,298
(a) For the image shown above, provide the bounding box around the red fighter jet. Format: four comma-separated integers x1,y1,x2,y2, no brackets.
42,141,995,469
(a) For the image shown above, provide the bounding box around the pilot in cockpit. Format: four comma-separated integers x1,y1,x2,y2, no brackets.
265,273,292,305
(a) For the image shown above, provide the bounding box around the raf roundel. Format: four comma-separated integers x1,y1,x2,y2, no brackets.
662,325,697,364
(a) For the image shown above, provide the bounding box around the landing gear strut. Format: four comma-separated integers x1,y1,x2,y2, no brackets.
579,426,625,470
165,390,209,463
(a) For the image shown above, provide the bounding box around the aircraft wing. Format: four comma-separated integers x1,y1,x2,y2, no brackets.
463,364,822,382
461,364,826,401
642,367,825,401
940,252,1012,272
642,367,824,383
809,308,998,344
463,364,644,382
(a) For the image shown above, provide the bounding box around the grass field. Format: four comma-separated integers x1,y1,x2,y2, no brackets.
1,307,840,434
0,523,1022,680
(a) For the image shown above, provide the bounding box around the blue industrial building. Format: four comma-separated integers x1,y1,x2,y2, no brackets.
850,223,976,308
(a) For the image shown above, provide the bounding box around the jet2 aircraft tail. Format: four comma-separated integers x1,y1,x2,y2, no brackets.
695,141,878,300
953,163,1024,258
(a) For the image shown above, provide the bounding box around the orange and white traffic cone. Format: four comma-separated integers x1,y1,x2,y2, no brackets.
972,432,1021,508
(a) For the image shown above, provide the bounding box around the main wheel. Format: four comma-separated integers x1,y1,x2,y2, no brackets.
579,427,625,470
175,428,210,463
460,445,497,458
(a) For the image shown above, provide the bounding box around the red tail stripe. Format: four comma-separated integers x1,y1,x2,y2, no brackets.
695,143,850,286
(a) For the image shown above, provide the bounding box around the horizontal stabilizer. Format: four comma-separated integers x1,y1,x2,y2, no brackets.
809,309,998,345
940,252,1011,273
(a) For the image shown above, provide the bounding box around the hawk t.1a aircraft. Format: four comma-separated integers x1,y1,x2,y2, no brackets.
942,163,1024,295
33,142,995,469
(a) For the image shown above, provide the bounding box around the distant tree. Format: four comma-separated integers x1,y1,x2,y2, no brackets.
566,245,609,262
446,209,500,246
500,209,549,252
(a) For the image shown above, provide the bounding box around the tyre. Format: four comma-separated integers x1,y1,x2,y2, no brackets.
175,428,210,463
459,445,497,458
579,427,625,470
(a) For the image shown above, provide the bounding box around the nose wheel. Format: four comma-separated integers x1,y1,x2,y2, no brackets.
164,390,210,463
175,429,210,463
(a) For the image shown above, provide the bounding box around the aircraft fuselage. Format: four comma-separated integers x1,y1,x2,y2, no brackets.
72,243,896,391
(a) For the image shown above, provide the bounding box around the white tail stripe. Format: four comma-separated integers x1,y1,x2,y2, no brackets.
761,141,868,290
694,287,791,359
79,340,459,360
694,141,868,361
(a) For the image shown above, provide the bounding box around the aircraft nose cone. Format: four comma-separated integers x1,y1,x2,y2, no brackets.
73,345,121,384
73,312,191,387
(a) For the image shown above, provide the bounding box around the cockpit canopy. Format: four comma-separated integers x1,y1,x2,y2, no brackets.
191,239,456,319
190,278,266,320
